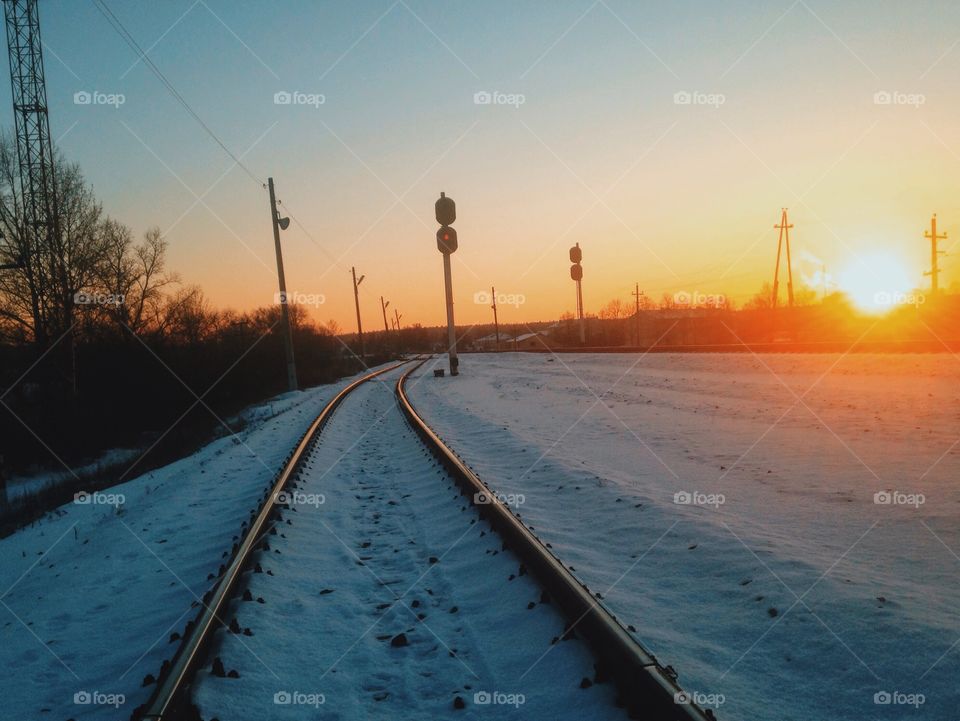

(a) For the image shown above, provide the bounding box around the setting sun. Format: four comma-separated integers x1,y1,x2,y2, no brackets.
837,251,918,313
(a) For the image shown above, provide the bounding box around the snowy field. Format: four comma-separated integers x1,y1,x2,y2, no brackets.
195,366,622,720
408,352,960,721
0,363,398,720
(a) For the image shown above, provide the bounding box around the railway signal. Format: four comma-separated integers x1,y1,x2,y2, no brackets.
436,192,459,375
268,177,297,391
570,243,585,344
491,286,500,351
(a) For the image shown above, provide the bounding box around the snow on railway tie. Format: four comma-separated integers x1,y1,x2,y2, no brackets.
136,360,711,720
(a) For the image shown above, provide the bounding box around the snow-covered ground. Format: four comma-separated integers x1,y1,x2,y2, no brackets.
408,352,960,721
194,366,623,720
0,363,397,720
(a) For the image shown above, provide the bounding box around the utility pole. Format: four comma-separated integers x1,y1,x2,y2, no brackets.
631,283,645,346
381,296,390,332
491,286,500,351
394,308,401,331
772,208,795,308
268,177,297,391
570,243,585,344
435,192,459,375
924,214,947,297
351,266,365,359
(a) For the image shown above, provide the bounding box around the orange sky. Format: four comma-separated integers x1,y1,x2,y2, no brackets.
30,2,960,330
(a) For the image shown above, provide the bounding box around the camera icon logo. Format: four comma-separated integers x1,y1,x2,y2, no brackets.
673,491,692,505
274,690,292,704
473,291,491,305
274,91,292,105
873,91,892,105
74,491,91,504
873,691,892,704
474,491,493,505
473,91,492,105
73,690,92,704
73,91,92,105
873,491,892,505
674,691,692,704
674,91,692,105
474,691,492,704
273,490,290,505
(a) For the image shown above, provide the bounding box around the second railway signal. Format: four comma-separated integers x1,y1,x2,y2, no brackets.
570,243,585,344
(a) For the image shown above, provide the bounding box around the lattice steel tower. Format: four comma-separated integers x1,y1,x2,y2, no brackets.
3,0,60,340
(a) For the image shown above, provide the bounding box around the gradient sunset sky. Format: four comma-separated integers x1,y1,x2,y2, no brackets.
7,0,960,328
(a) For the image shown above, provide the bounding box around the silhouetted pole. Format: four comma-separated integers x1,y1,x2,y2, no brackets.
268,177,297,391
491,286,500,351
924,214,947,297
381,296,390,332
772,208,795,308
351,267,365,359
570,243,585,344
632,282,644,346
394,308,401,331
435,192,459,375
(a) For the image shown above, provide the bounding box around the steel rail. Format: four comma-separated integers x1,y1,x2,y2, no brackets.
396,361,717,721
136,360,409,721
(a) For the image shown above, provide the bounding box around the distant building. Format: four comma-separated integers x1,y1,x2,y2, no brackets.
512,332,550,351
475,333,508,351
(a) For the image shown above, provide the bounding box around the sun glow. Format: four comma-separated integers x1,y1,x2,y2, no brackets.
837,252,919,313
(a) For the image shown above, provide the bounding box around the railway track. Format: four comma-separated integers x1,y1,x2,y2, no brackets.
134,359,714,721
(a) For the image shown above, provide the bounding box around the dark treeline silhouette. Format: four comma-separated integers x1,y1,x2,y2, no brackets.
0,129,389,497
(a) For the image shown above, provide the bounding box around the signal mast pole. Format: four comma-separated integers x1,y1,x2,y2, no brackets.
570,243,585,344
381,296,390,332
435,192,459,375
491,286,500,351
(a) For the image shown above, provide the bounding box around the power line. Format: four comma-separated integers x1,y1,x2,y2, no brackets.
92,0,264,188
92,1,360,289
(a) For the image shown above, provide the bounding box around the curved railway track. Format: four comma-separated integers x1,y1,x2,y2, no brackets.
134,359,714,721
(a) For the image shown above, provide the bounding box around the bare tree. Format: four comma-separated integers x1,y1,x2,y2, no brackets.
0,132,104,346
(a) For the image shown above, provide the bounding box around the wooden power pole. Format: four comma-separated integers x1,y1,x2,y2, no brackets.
924,214,947,297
